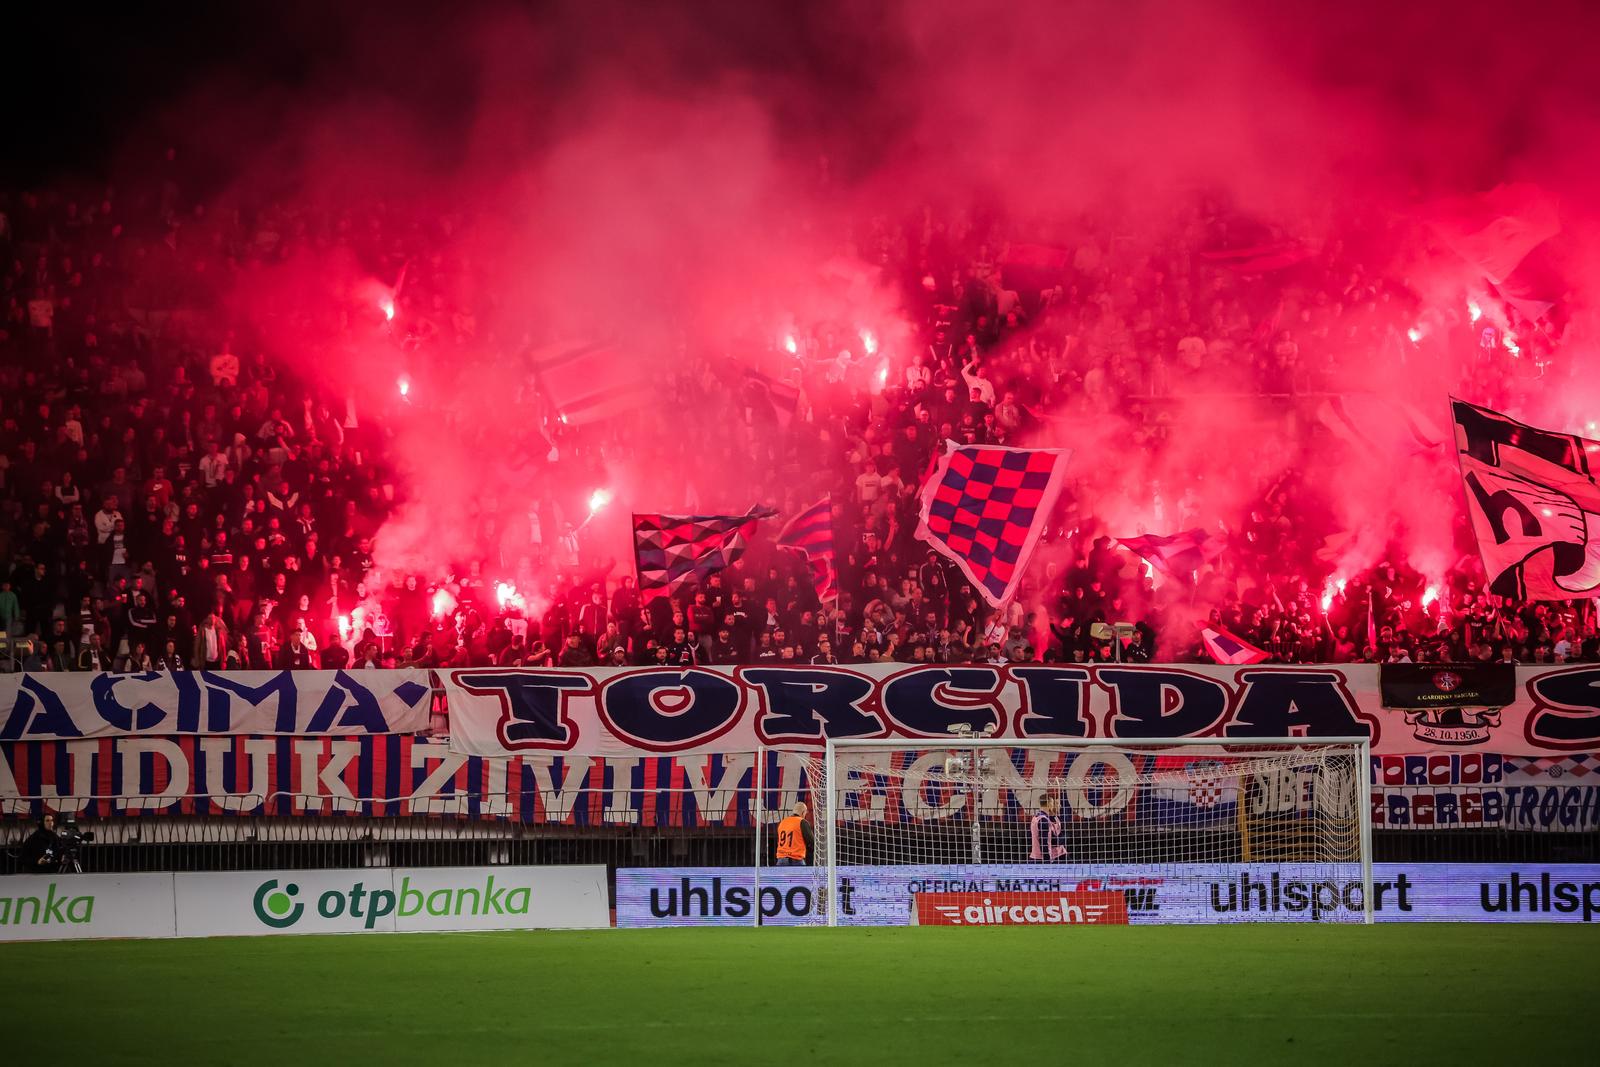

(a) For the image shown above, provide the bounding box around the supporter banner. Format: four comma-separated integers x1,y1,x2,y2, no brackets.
441,663,1600,758
4,738,1594,830
614,863,1600,927
1380,663,1516,710
1375,786,1600,831
173,865,609,937
0,873,178,942
0,670,433,742
0,737,777,822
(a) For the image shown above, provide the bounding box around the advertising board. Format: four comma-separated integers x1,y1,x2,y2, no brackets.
615,863,1600,926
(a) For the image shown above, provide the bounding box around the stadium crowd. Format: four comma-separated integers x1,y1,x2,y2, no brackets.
0,166,1596,676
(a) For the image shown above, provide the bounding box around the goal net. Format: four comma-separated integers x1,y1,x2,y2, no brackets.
806,738,1372,926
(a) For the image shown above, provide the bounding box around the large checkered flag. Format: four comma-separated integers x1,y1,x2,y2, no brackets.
1453,399,1600,600
633,506,777,602
915,441,1071,607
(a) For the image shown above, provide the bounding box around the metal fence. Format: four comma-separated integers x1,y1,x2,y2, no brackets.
3,790,1594,876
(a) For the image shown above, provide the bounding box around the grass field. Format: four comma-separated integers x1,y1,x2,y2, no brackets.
6,925,1594,1064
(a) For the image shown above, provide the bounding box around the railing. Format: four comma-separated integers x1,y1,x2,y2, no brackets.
3,789,1594,875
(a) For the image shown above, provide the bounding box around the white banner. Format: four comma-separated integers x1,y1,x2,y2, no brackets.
0,873,177,941
172,866,609,937
441,663,1600,757
0,670,433,741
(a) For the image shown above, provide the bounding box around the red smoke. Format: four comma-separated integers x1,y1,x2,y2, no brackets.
127,0,1600,632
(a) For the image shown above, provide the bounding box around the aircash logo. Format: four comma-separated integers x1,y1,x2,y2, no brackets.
251,876,533,930
0,883,94,926
915,891,1129,926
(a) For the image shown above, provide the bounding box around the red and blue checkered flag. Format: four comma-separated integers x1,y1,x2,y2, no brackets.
1116,528,1226,577
777,494,838,602
915,441,1071,607
633,506,776,602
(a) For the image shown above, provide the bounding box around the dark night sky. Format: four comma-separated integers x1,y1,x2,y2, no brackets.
0,2,900,189
3,6,476,183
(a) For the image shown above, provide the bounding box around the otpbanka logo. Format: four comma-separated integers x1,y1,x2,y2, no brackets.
252,876,534,930
0,883,95,927
253,880,309,928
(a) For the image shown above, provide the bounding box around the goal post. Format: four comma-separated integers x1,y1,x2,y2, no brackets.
815,736,1374,926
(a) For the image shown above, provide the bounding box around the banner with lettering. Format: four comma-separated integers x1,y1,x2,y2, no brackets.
2,738,1594,832
0,671,433,741
439,664,1600,758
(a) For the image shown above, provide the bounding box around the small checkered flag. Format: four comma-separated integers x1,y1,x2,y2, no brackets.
915,441,1071,608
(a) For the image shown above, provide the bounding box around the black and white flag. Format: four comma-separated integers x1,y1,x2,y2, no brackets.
1453,398,1600,600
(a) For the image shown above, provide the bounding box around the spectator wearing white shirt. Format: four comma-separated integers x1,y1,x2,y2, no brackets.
854,461,882,505
199,442,229,488
960,357,995,406
93,497,122,544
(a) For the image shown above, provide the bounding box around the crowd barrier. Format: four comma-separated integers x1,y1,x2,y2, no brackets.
5,861,1596,941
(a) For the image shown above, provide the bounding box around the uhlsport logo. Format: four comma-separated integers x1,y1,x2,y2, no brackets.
251,875,535,930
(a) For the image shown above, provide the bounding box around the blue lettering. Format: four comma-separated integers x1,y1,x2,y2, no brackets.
1009,667,1091,738
303,671,393,733
451,671,590,748
600,670,742,750
90,673,170,732
1404,755,1427,785
880,667,1002,736
0,677,84,739
198,671,297,732
1226,670,1370,738
1098,668,1227,738
742,669,881,743
1526,668,1600,747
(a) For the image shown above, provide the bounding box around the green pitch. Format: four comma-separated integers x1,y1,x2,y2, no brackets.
6,925,1592,1064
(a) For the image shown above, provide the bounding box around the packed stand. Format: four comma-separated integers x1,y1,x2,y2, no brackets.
0,177,1595,673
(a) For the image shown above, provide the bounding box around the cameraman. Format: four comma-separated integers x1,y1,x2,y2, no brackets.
19,813,60,873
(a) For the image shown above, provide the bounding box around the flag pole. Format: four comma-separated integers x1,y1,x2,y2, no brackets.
1366,587,1378,653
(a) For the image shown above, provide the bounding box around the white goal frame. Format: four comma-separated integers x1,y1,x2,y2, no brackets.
822,735,1374,926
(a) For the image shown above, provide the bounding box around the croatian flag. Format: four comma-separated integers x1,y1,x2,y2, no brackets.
1201,626,1270,665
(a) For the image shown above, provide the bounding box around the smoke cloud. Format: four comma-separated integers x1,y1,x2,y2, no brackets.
117,0,1600,633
